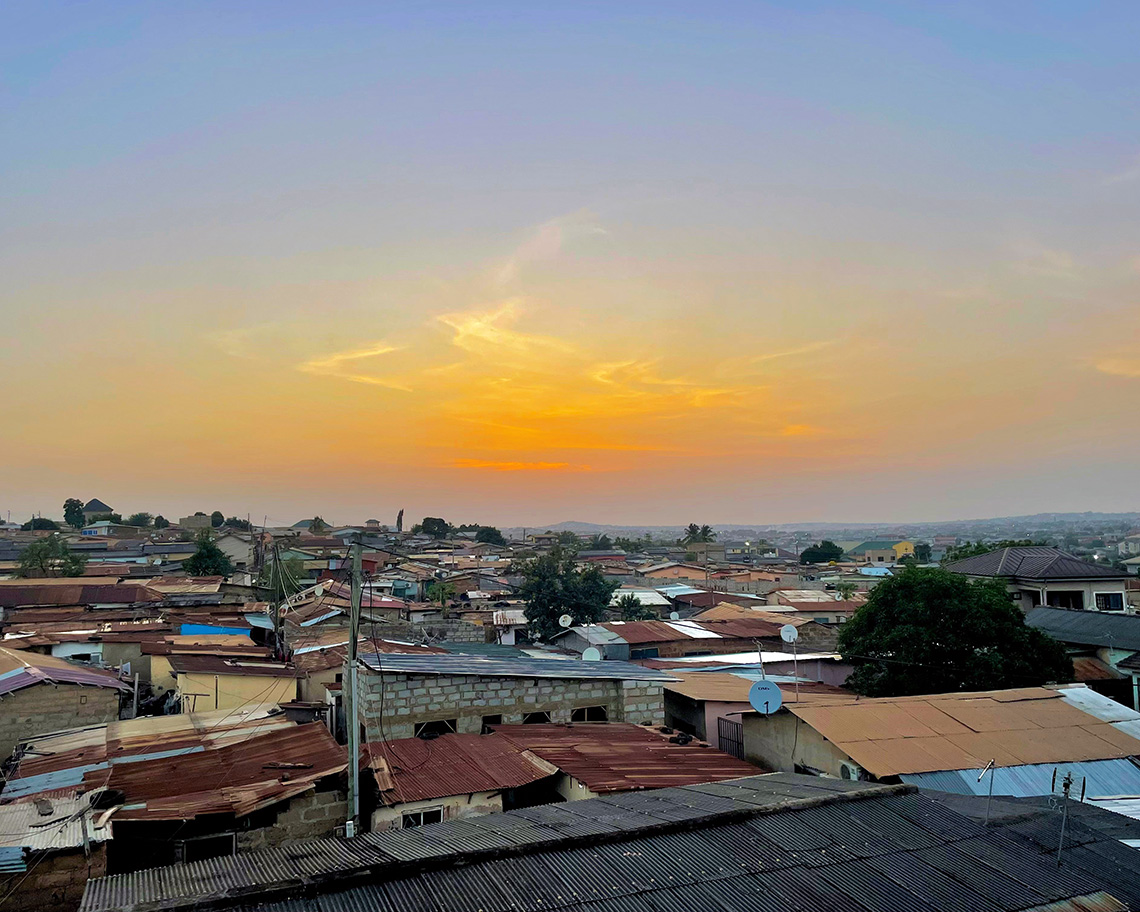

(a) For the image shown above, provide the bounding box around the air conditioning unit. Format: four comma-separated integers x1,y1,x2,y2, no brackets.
839,761,864,781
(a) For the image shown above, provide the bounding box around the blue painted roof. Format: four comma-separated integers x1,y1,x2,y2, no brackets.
902,757,1140,799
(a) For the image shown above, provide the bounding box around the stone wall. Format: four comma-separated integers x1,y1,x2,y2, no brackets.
237,787,347,852
367,617,487,644
0,844,107,912
0,684,121,760
358,670,665,741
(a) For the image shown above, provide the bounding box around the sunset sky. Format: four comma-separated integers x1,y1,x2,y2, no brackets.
4,2,1139,526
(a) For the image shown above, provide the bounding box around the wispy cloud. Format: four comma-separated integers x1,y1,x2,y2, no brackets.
450,459,593,472
437,298,573,355
495,213,608,286
1096,358,1140,378
1103,155,1140,186
750,340,838,365
298,342,410,390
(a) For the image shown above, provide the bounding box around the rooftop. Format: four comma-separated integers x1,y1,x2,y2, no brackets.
1026,606,1140,651
364,733,558,806
492,722,761,792
358,653,676,682
78,772,1140,912
945,546,1127,580
787,684,1140,778
0,646,128,695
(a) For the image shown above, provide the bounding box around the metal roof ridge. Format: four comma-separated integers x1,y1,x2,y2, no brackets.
79,777,915,912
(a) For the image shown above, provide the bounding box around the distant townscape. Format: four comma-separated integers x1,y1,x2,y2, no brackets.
3,501,1140,911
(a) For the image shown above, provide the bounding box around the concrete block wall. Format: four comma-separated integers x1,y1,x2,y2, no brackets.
359,671,664,741
237,788,348,852
0,844,107,912
0,684,121,760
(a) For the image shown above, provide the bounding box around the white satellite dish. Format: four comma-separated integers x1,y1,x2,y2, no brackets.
749,680,783,715
314,585,324,598
582,646,602,661
780,624,799,644
669,611,680,620
558,614,573,628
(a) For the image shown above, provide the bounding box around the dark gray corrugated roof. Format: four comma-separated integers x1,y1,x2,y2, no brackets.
945,547,1126,580
359,653,675,681
1025,607,1140,650
79,773,1139,912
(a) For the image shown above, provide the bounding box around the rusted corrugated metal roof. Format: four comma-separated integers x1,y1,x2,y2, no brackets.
0,646,129,695
363,734,557,805
167,655,297,677
493,722,762,792
8,719,345,822
0,585,163,608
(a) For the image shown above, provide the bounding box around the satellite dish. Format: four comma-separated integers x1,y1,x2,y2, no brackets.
582,646,602,661
669,611,680,620
558,614,573,628
314,585,324,598
749,680,783,715
780,624,799,644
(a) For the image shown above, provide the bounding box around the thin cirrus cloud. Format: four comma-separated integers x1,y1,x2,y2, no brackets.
298,342,410,391
1096,358,1140,378
450,459,593,472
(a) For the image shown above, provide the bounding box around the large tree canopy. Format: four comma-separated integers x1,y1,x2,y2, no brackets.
799,540,844,563
63,498,85,530
17,535,86,578
183,531,235,577
838,566,1073,697
520,546,618,640
475,526,506,545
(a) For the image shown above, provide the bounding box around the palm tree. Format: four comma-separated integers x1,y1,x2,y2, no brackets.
681,523,717,545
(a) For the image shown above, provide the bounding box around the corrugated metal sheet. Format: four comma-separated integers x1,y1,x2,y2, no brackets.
360,653,675,681
903,758,1140,802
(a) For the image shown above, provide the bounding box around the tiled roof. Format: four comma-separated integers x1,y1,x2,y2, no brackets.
78,772,1140,912
1026,607,1140,650
363,733,557,805
945,546,1126,580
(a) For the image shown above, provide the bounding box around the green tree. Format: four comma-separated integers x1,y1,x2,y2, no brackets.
125,512,152,527
838,566,1073,697
475,526,506,546
224,516,252,531
588,533,614,550
427,580,456,609
555,530,580,548
943,540,1042,563
420,517,450,538
210,511,225,528
21,517,60,531
835,581,858,601
520,546,618,640
87,513,122,525
613,536,643,553
183,530,235,577
17,535,86,578
616,593,656,620
914,542,932,562
681,523,716,545
153,515,170,530
308,516,328,534
799,540,845,563
63,498,85,530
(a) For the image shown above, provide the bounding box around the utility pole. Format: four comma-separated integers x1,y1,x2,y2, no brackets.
345,535,363,838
